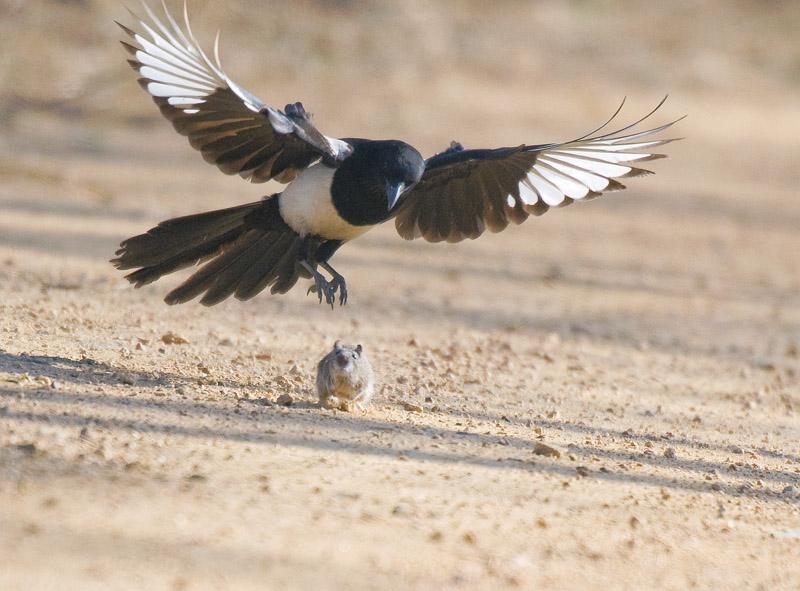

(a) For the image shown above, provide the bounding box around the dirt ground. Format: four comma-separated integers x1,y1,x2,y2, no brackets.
1,1,799,589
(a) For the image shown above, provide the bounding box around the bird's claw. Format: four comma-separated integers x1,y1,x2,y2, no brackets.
307,273,335,307
330,275,348,306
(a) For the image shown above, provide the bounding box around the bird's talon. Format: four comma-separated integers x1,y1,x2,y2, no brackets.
327,287,337,308
328,276,348,306
307,272,332,305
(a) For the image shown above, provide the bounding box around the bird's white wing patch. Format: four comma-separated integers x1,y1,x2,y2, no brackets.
120,1,294,133
517,125,679,208
325,136,355,159
121,1,352,161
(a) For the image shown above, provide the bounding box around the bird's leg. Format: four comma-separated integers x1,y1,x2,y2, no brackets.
300,260,336,307
320,261,347,306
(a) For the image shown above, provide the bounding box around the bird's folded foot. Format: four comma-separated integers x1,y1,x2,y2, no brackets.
306,272,336,307
301,261,336,307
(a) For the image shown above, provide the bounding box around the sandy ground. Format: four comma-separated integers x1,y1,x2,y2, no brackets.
1,1,799,589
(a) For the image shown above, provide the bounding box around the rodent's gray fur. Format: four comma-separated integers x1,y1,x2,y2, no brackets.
316,341,375,412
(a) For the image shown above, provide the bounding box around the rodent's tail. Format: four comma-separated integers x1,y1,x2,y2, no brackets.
111,196,308,306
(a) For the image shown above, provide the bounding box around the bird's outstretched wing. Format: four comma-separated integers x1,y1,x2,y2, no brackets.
118,1,351,184
395,98,683,242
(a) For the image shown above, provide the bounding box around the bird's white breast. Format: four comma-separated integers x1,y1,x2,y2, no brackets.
279,164,373,241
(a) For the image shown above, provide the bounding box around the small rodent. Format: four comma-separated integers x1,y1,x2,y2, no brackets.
316,341,375,412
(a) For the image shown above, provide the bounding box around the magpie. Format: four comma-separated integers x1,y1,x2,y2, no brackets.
112,2,684,308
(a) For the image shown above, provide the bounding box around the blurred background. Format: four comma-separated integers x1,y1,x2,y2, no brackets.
3,0,799,192
1,0,798,350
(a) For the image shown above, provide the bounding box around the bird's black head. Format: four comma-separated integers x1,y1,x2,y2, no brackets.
375,141,425,211
331,139,425,226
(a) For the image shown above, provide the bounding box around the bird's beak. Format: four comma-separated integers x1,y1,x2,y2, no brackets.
386,181,406,211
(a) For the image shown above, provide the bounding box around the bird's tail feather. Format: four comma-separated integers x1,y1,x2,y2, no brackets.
111,198,306,306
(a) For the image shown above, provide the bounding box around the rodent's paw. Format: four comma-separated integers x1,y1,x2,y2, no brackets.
352,390,373,413
319,395,341,410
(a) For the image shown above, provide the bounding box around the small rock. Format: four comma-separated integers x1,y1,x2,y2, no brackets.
782,485,796,496
756,360,776,372
773,529,800,539
575,466,590,477
536,517,548,529
629,516,640,529
15,443,37,456
392,504,411,516
34,376,53,388
161,332,189,345
41,497,58,509
430,530,443,542
402,401,423,413
730,445,744,454
276,394,294,406
462,532,477,545
710,482,723,492
663,447,676,459
532,442,562,458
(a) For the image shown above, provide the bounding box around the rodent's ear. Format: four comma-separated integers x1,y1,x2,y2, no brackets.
355,344,362,355
334,340,342,351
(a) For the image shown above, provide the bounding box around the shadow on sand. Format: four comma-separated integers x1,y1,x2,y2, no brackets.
2,351,797,505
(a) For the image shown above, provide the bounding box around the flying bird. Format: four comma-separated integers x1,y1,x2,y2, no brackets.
112,2,683,308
